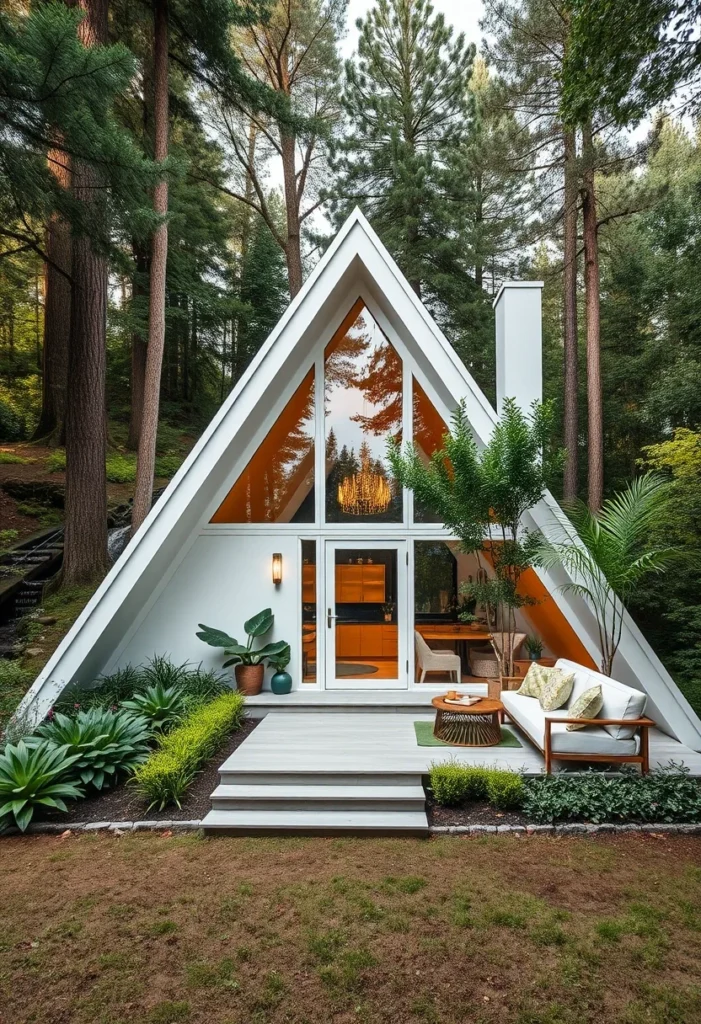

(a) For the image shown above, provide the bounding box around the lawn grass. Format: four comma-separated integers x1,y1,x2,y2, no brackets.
1,833,701,1023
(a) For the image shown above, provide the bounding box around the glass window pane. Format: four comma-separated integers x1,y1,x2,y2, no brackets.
302,540,316,682
414,540,483,684
325,303,403,522
334,548,398,680
412,378,449,523
211,369,315,523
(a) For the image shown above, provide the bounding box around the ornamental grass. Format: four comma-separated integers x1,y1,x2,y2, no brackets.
132,691,245,810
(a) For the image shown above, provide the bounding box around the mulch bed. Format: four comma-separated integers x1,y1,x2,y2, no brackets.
43,718,259,823
425,790,529,827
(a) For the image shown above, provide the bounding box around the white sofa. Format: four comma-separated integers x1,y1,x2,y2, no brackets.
501,658,653,773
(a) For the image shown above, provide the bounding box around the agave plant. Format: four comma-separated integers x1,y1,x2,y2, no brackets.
197,608,289,667
34,709,152,790
0,741,83,832
121,683,186,731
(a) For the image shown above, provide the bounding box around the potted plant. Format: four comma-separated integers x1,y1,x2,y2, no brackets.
196,609,289,695
524,635,543,661
269,645,292,694
382,601,394,623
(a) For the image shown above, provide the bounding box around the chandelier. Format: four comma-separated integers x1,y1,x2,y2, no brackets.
338,442,392,515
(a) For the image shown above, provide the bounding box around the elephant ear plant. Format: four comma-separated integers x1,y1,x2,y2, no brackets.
197,609,289,695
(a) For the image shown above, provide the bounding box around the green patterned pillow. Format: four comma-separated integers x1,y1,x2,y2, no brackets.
565,685,604,731
539,669,575,711
516,662,552,699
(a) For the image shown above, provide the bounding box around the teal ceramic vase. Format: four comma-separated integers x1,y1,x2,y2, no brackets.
270,670,292,695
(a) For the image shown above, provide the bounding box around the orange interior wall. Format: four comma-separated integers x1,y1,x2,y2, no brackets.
518,567,596,668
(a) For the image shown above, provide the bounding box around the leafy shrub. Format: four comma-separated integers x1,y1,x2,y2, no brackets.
105,453,137,483
154,454,183,478
54,665,145,713
0,660,33,735
16,500,62,525
121,683,186,731
0,740,83,831
486,771,524,810
522,765,701,824
429,762,524,809
132,691,246,809
46,449,66,473
53,658,228,715
0,528,19,556
33,709,152,790
0,451,30,465
0,400,25,442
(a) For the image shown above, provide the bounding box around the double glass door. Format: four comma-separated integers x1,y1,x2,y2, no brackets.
324,541,407,689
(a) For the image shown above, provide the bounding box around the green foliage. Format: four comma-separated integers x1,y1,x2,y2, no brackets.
390,397,562,673
33,709,151,790
121,683,186,732
539,473,677,675
524,635,543,658
562,1,700,126
0,528,18,556
55,665,146,714
522,765,701,824
0,740,83,832
0,451,30,464
105,453,136,483
0,660,33,737
46,450,66,473
154,454,183,478
132,691,246,809
197,609,289,667
429,762,524,809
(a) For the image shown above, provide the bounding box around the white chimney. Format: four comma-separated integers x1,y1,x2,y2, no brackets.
493,281,544,416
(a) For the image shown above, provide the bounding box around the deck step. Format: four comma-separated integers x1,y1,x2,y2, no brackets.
202,808,429,835
218,771,423,787
210,783,426,812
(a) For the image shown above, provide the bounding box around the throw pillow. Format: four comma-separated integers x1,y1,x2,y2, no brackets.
539,669,575,711
516,662,552,699
566,684,604,731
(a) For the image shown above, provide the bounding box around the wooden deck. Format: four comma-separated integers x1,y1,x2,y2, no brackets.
222,711,701,777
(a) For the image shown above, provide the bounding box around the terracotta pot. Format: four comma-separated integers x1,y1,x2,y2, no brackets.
468,622,481,631
234,663,265,695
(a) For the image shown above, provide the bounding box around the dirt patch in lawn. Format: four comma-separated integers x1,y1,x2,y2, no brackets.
1,832,701,1024
43,718,260,823
427,796,528,827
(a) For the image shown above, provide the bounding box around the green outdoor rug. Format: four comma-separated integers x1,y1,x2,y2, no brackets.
414,720,522,748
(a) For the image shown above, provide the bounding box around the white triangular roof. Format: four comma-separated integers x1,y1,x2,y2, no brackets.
16,209,701,750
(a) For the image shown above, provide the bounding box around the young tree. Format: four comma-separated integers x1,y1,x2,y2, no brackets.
214,0,346,295
329,0,475,305
131,0,169,534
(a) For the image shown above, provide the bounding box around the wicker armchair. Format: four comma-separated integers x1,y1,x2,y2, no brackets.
415,630,461,683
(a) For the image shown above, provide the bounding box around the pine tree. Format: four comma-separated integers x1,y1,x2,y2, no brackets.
328,0,475,314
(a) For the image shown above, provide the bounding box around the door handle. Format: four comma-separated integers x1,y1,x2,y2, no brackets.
327,607,337,628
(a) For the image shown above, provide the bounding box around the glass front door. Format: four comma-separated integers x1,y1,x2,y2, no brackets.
325,542,407,689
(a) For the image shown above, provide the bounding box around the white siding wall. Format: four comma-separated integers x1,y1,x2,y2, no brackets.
112,534,301,689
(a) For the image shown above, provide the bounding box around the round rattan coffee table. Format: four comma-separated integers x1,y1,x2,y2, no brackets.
431,695,504,747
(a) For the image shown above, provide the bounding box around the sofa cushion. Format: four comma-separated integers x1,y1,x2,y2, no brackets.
539,669,575,711
555,659,647,740
516,662,551,699
566,684,604,731
501,691,639,756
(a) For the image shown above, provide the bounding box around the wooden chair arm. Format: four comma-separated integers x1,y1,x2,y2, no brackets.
545,717,655,727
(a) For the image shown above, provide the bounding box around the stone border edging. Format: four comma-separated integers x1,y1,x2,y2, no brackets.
430,822,701,835
5,819,701,837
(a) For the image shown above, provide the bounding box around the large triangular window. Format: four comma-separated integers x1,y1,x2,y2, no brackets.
210,369,315,523
413,377,449,523
324,301,403,522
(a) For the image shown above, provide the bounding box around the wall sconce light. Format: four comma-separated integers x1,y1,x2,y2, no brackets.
272,552,283,586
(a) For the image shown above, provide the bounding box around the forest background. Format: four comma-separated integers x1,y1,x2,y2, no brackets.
1,0,700,709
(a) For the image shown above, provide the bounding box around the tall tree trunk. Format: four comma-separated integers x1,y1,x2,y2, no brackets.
562,127,579,502
33,146,71,443
127,242,148,449
280,133,303,296
61,0,109,586
581,120,603,511
132,0,169,533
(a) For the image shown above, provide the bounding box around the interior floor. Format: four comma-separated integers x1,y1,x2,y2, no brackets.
304,656,489,685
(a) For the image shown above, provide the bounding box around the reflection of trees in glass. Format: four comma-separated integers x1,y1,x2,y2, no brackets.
212,370,315,523
415,542,456,614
